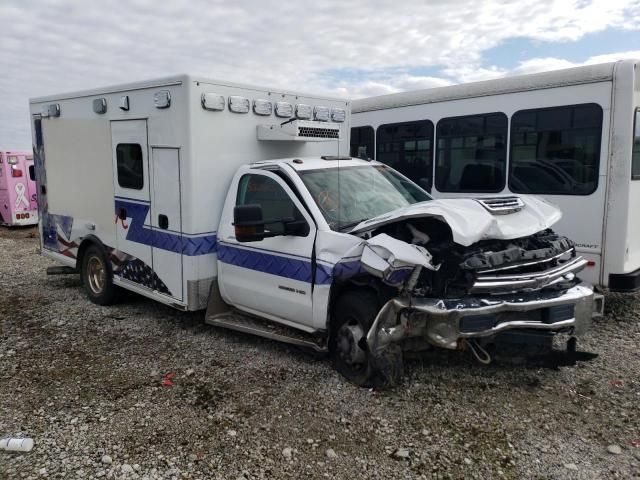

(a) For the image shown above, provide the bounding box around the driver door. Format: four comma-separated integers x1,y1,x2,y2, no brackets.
217,170,316,327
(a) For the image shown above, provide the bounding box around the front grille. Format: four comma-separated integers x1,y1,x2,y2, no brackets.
471,255,587,294
297,126,339,139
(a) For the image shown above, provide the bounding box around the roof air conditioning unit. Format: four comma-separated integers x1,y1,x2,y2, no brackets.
257,120,340,142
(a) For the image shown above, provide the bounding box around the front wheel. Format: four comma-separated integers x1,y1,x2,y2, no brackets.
330,290,403,388
81,244,117,305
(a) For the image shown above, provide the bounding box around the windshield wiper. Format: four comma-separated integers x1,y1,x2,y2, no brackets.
337,218,367,232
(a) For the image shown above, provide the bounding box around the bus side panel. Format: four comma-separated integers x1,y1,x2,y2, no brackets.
607,62,640,284
353,82,611,285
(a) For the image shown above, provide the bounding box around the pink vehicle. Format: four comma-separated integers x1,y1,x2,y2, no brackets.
0,151,38,226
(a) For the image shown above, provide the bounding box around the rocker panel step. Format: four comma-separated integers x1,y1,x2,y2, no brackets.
205,312,327,353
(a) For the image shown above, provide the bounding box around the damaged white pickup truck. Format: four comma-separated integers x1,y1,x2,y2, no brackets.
207,157,602,387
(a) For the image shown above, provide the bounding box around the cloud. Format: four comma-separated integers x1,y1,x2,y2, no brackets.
1,0,640,148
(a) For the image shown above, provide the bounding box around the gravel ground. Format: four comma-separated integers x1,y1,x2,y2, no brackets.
1,226,639,480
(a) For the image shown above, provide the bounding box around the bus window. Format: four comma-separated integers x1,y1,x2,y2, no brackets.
350,126,375,160
435,113,507,193
509,103,602,194
632,109,640,180
376,120,433,191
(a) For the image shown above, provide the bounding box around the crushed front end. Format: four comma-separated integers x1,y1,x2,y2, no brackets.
359,228,604,364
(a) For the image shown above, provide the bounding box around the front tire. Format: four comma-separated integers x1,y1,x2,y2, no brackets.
81,244,117,305
330,290,403,388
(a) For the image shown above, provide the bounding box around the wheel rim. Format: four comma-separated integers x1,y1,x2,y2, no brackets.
87,256,106,294
336,321,367,370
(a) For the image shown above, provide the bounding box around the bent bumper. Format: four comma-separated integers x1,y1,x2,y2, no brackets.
367,283,601,352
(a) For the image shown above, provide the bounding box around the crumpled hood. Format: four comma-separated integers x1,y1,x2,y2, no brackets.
349,196,562,247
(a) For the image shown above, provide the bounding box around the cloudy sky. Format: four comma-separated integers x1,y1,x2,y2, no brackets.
1,0,639,149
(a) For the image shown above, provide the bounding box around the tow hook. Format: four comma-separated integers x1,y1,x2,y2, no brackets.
466,339,492,365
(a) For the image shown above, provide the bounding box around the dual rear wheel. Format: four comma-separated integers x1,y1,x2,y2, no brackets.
80,244,117,305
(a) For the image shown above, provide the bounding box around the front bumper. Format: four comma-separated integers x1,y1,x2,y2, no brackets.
367,283,601,352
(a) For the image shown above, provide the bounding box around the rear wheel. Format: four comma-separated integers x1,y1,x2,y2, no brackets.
330,290,403,388
81,244,117,305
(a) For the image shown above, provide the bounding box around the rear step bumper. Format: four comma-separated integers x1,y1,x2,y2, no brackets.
46,266,77,275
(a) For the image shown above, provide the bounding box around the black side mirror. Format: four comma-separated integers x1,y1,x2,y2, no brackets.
233,204,266,242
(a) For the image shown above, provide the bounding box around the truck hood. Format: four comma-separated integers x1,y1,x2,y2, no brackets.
349,196,561,247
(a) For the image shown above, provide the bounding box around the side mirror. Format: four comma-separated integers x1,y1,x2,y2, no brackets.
233,204,266,242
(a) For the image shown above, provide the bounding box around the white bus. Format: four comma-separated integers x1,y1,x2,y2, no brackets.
351,60,640,291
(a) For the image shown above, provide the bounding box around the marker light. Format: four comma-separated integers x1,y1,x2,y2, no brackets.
253,99,272,116
229,96,250,113
201,93,225,111
43,104,60,117
331,108,346,122
154,90,171,109
314,106,330,122
296,104,312,120
275,102,293,118
92,98,107,114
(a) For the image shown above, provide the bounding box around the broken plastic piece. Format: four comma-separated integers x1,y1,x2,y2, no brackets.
161,372,176,387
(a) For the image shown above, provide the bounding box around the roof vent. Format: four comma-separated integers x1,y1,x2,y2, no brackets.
475,196,525,215
257,120,340,142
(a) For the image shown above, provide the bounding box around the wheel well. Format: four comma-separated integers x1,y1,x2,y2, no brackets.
76,236,108,273
327,277,394,333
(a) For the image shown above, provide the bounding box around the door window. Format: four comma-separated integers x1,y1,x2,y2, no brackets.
350,126,375,160
377,120,433,191
509,103,602,194
116,143,144,190
236,174,305,235
435,113,507,192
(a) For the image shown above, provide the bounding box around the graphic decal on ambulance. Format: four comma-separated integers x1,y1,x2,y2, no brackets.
114,197,217,256
108,248,171,295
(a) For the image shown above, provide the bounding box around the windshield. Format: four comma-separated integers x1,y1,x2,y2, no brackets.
299,164,432,231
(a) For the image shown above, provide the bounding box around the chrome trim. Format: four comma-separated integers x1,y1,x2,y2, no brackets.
477,249,573,273
367,283,595,352
475,196,524,215
472,256,587,293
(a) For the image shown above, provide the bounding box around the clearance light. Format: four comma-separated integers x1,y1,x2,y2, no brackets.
154,90,171,109
587,261,596,267
314,106,330,122
331,108,346,122
229,96,250,113
253,99,273,116
295,103,312,120
92,98,107,114
275,102,293,118
41,103,60,118
201,93,225,111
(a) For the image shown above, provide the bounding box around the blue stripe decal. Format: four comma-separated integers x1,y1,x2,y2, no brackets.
115,199,217,256
218,243,320,283
217,244,367,285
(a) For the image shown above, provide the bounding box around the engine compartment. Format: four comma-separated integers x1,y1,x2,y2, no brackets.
366,219,579,298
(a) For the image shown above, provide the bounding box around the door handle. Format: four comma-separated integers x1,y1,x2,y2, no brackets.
158,214,169,230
